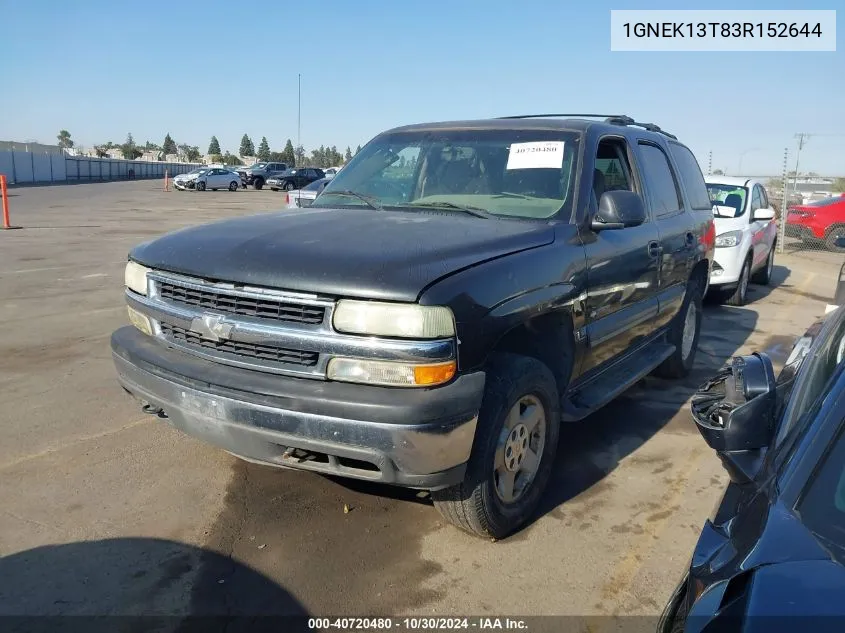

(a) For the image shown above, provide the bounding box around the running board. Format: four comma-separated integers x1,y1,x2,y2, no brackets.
562,342,676,421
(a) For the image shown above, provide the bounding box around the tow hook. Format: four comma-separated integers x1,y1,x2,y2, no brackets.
141,402,168,418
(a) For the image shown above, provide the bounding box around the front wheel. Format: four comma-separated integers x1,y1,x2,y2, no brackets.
752,244,775,285
432,353,560,539
229,181,239,191
253,178,264,190
723,257,751,306
654,277,703,379
196,181,206,191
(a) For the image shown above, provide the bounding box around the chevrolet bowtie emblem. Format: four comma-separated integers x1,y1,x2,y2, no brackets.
189,314,234,342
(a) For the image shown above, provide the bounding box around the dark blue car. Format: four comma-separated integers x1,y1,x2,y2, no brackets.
660,302,845,633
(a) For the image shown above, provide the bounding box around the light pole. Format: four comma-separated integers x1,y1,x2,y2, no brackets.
297,73,301,164
736,148,759,176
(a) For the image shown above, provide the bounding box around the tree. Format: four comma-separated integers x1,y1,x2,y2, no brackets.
121,133,142,160
833,178,845,193
355,144,362,155
94,141,115,158
767,178,784,191
222,151,244,166
294,144,306,167
208,136,221,155
344,146,353,162
281,139,296,166
57,130,74,149
257,136,271,161
178,143,201,162
162,133,177,155
712,169,724,176
240,134,255,157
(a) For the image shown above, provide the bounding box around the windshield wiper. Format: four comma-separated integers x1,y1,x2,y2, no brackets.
321,190,384,211
493,191,533,200
405,201,492,219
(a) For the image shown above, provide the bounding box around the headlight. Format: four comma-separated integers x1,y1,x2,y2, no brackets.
327,358,456,387
333,300,455,338
714,230,742,248
125,261,150,295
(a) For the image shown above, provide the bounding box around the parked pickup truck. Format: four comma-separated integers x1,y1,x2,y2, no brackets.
112,114,715,538
244,161,289,190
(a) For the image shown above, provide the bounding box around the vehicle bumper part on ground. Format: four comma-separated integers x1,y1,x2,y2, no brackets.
111,326,485,489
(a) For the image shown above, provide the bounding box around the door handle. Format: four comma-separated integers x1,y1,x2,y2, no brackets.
648,241,662,258
685,232,696,247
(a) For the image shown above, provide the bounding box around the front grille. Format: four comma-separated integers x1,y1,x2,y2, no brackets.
160,322,319,367
158,281,326,325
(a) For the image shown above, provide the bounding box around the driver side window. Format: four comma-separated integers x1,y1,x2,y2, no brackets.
593,138,636,216
751,186,763,212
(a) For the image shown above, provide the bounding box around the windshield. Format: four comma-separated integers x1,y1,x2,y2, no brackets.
251,163,267,170
311,128,581,219
185,168,203,176
807,196,844,207
303,177,329,192
707,183,748,217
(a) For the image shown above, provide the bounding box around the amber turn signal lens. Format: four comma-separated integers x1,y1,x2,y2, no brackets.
413,361,456,386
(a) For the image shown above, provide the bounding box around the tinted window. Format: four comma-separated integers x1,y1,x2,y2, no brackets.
759,185,769,208
638,143,683,217
668,143,712,210
797,422,845,562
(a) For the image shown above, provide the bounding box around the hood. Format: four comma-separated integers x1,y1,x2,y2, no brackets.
713,213,751,234
130,207,555,301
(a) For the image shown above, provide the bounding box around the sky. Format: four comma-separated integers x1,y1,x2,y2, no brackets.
0,0,842,176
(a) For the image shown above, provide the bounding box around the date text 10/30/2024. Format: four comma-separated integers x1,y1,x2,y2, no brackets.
308,617,529,631
622,22,822,39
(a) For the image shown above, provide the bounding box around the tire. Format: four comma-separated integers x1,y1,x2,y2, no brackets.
431,353,560,539
253,178,264,190
825,227,845,252
751,243,775,285
654,277,703,379
196,181,206,191
229,181,239,191
283,181,295,191
270,187,279,192
724,257,751,306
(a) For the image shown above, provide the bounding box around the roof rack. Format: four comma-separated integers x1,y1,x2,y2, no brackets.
497,113,627,120
604,116,677,140
496,113,677,140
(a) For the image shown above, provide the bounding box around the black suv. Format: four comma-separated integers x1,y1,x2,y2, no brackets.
273,167,326,191
111,115,715,538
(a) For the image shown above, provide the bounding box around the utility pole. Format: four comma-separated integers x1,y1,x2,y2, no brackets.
792,132,810,198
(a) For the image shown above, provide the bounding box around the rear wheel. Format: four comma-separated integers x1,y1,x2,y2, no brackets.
825,227,845,252
654,277,703,379
229,181,239,191
432,353,560,539
253,178,264,190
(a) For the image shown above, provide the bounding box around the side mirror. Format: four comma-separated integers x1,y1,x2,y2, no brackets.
691,353,779,484
753,208,776,221
591,190,647,231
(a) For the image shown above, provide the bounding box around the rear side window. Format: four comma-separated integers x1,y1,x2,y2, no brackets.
668,143,712,210
638,143,683,217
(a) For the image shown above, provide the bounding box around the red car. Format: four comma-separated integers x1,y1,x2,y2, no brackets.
787,193,845,251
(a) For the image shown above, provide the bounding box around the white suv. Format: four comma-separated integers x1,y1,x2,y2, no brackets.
705,176,778,306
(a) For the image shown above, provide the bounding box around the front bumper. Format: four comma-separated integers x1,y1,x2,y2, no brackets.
708,245,746,286
111,326,484,489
